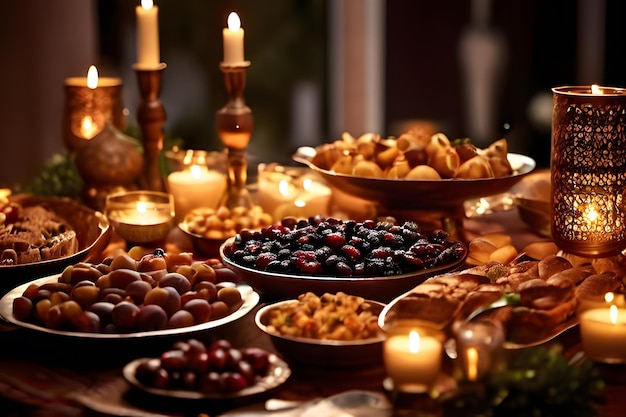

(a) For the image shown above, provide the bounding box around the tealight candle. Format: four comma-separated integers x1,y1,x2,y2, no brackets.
167,164,226,220
455,320,505,381
383,329,442,393
105,191,174,243
257,163,331,221
579,300,626,363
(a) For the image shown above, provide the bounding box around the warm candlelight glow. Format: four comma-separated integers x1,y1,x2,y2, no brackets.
409,330,420,353
136,0,160,68
466,347,479,381
586,206,599,223
189,164,205,179
383,327,443,392
80,115,98,139
227,11,241,31
605,292,615,303
278,179,290,197
87,65,98,89
610,304,618,324
136,201,148,214
223,11,245,65
591,84,602,94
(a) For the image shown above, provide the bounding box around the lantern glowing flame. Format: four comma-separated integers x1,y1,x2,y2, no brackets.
87,65,98,89
228,12,241,31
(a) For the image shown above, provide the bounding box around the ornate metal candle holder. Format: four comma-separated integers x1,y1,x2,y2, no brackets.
551,86,626,257
215,62,254,209
63,76,125,154
134,62,167,192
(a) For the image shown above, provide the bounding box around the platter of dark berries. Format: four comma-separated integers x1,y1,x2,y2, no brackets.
220,216,467,302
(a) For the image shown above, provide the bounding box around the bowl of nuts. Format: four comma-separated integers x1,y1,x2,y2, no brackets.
255,292,385,367
179,205,273,258
220,216,467,303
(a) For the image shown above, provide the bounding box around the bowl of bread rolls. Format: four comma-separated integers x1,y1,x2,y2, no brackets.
293,130,535,211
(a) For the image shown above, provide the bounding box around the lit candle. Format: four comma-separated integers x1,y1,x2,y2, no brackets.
383,329,442,393
222,11,245,65
136,0,160,68
579,295,626,363
455,320,504,381
551,85,626,257
105,191,174,243
79,66,100,139
167,164,227,219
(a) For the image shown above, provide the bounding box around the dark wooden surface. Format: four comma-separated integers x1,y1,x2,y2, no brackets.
1,210,625,417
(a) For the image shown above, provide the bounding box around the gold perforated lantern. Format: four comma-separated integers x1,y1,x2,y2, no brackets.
551,86,626,257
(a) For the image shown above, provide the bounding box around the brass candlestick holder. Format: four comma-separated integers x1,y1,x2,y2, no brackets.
216,62,254,209
134,62,167,192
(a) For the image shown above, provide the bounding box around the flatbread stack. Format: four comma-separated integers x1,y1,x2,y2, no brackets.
1,204,78,265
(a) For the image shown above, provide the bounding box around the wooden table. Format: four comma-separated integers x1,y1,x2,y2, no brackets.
1,210,625,416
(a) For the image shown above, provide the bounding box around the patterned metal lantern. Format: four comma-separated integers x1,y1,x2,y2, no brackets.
551,86,626,257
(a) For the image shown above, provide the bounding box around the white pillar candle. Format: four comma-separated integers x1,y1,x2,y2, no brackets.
579,305,626,363
136,0,160,68
383,330,442,393
223,12,245,65
167,166,226,220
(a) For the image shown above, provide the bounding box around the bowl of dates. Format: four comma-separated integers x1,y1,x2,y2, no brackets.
255,292,385,367
123,338,290,399
220,216,467,302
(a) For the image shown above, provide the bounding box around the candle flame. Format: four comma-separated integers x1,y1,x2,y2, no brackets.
591,84,602,95
141,0,153,10
605,292,615,303
190,164,203,179
87,65,98,89
227,12,241,31
302,178,313,191
408,330,420,354
80,115,98,139
136,201,148,214
294,199,306,208
466,347,479,381
586,207,599,222
610,304,618,324
278,179,290,197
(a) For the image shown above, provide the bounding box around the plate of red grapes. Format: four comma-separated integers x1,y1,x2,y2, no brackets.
123,338,290,400
220,216,467,302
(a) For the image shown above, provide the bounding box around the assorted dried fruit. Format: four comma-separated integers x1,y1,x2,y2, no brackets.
223,216,466,277
11,249,244,333
133,338,273,394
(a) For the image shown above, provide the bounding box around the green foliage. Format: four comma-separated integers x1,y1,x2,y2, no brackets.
441,345,605,417
22,152,82,199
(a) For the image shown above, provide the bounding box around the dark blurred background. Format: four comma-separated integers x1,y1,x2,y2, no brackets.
1,0,625,189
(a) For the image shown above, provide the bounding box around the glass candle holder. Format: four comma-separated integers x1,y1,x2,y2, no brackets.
63,71,125,154
455,320,505,381
257,163,332,221
166,150,227,220
382,320,444,394
105,191,174,244
551,85,626,257
577,291,626,363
